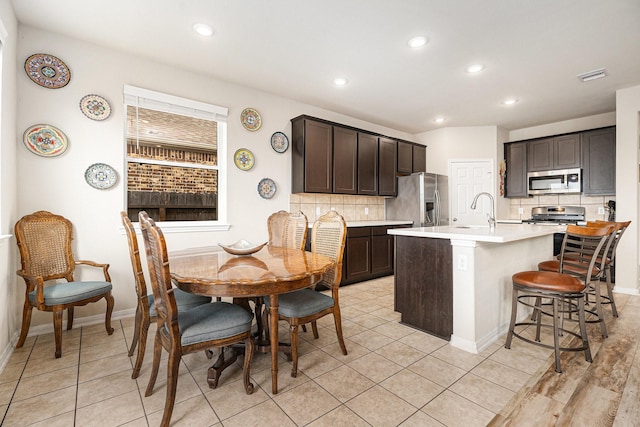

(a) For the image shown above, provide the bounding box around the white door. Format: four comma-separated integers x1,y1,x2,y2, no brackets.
449,159,494,226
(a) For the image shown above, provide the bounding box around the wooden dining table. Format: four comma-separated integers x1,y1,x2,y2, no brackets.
168,245,334,394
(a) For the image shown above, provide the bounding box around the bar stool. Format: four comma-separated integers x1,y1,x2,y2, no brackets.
593,220,631,317
538,223,615,337
505,224,611,373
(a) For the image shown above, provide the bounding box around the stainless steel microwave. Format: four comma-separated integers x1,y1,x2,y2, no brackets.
527,168,581,195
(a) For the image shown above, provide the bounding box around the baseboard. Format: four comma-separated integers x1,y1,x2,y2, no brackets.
0,307,135,375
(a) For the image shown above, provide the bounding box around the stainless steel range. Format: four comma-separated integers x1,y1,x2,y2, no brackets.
523,206,586,225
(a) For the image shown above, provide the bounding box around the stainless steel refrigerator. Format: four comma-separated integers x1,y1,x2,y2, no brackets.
385,172,449,226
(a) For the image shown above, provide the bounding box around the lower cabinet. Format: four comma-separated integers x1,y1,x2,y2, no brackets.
341,225,408,285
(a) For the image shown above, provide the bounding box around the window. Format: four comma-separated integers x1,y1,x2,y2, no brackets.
124,85,228,229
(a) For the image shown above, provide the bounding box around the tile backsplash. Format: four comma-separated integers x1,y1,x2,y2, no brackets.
509,194,616,221
289,194,385,223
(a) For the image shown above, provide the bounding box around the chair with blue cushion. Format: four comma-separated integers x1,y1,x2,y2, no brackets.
265,210,347,377
121,212,211,379
15,210,115,358
138,211,254,427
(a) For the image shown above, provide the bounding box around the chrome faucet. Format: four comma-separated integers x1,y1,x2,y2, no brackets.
470,192,496,230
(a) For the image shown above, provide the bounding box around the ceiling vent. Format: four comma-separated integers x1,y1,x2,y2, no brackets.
577,68,607,82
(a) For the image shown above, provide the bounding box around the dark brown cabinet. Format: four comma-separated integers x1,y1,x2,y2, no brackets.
413,144,427,173
357,133,379,195
582,127,616,195
397,141,413,175
378,137,398,196
333,127,358,194
341,224,409,285
527,134,581,171
504,141,528,198
292,117,332,193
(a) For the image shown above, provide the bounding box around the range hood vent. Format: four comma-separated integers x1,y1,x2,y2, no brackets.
577,68,607,82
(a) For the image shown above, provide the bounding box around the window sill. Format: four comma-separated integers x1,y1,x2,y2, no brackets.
120,222,231,234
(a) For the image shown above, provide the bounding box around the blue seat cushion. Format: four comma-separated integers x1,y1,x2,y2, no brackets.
148,289,211,317
29,281,112,306
265,288,334,318
172,302,253,346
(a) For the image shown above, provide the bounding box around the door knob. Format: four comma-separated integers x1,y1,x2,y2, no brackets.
453,218,458,222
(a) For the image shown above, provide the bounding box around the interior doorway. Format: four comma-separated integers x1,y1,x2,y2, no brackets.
448,159,495,226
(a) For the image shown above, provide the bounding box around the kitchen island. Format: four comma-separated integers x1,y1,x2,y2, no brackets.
388,223,565,354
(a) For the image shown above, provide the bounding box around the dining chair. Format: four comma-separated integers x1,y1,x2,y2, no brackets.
265,210,348,377
267,210,290,247
283,211,309,250
120,212,212,379
538,222,615,337
506,224,612,373
14,210,115,358
138,211,254,427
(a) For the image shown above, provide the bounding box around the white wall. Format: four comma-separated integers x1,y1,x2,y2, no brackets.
0,3,19,370
14,25,415,333
508,112,616,142
614,85,640,294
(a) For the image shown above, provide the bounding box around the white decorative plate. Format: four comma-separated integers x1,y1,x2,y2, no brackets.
84,163,118,189
240,108,262,131
257,178,277,199
270,132,289,153
79,94,112,121
24,53,71,89
23,124,68,157
218,240,267,255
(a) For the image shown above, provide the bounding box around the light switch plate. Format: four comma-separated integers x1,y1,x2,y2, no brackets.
518,207,524,214
598,207,605,215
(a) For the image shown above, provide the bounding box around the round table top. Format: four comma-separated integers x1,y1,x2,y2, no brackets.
169,245,334,297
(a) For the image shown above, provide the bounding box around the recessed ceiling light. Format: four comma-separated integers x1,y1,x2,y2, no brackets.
407,36,429,48
333,77,348,86
192,23,214,37
465,64,485,73
434,117,445,123
502,98,518,105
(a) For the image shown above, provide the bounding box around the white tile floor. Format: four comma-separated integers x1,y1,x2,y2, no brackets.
0,276,554,426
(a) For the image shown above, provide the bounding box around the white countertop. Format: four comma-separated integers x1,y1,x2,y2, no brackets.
308,220,413,228
388,223,566,243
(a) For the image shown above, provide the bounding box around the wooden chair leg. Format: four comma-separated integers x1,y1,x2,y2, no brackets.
53,310,64,358
243,337,255,394
131,314,150,379
105,294,115,335
332,310,347,355
16,302,33,348
145,330,163,397
67,307,74,330
311,321,319,339
128,306,143,357
160,349,181,427
289,323,299,378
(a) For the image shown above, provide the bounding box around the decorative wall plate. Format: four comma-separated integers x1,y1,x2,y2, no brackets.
23,124,68,157
79,94,112,121
240,108,262,131
84,163,118,189
24,53,71,89
270,132,289,153
234,148,255,171
257,178,277,199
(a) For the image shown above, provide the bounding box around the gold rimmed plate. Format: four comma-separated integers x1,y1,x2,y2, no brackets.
240,107,262,131
234,148,255,171
24,53,71,89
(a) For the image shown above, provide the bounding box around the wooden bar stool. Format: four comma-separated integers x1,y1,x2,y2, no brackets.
538,223,615,337
505,225,611,373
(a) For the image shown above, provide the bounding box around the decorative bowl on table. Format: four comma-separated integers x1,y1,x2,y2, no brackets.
218,240,267,256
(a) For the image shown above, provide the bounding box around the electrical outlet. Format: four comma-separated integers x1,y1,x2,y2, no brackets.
456,254,468,271
598,206,605,215
518,207,524,214
364,207,369,215
316,206,321,216
331,206,336,211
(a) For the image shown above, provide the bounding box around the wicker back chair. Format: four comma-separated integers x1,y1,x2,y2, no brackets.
14,210,115,358
138,211,254,427
283,211,308,250
267,210,290,247
120,212,210,379
265,211,348,377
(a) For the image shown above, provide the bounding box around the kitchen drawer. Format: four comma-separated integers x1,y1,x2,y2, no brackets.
347,227,371,238
371,226,390,236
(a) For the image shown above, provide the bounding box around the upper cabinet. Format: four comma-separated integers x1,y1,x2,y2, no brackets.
291,115,424,196
527,134,580,171
582,127,616,195
378,137,398,196
504,141,528,198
